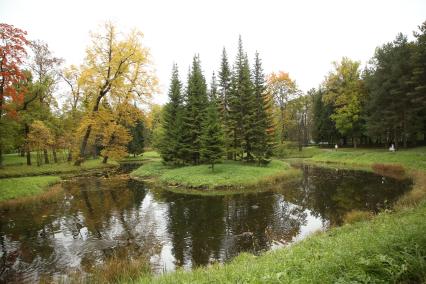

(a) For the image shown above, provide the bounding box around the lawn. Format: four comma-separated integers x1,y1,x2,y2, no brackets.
0,176,61,202
310,146,426,171
0,154,117,178
131,158,300,190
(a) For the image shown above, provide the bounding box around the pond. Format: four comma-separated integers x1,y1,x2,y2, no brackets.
0,164,412,283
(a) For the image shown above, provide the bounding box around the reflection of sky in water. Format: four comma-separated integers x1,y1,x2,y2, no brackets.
0,165,411,283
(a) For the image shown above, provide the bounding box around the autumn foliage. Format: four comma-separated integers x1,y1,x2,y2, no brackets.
0,23,29,118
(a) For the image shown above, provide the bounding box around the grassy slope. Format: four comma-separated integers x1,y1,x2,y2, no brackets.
131,159,299,189
0,154,117,178
0,176,61,201
310,146,426,171
160,160,298,188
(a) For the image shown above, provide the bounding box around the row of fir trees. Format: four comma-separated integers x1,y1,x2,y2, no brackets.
159,37,274,168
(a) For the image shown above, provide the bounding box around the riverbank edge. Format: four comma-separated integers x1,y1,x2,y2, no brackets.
0,163,120,206
132,150,426,283
129,160,302,195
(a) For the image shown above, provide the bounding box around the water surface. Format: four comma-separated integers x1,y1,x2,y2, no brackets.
0,165,411,282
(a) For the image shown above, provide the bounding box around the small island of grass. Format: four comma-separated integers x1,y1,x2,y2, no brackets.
130,157,300,194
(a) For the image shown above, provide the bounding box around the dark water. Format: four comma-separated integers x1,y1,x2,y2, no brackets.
0,165,411,283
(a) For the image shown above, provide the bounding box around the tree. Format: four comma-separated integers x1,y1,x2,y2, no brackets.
128,119,144,157
323,57,365,148
251,51,274,164
311,87,340,144
0,23,29,166
75,22,156,165
200,102,224,171
228,37,256,161
410,21,426,143
218,48,233,159
267,71,298,144
27,120,53,166
160,63,183,163
182,55,208,164
364,34,416,148
28,40,63,163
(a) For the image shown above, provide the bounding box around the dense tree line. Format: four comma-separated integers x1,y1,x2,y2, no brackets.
311,22,426,148
159,37,275,168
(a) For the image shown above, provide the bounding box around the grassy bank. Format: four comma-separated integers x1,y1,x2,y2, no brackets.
0,155,117,178
309,146,426,171
136,201,426,284
130,159,300,192
0,176,61,202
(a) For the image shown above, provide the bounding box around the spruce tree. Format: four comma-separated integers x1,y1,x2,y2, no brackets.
160,64,183,163
218,48,233,160
410,21,426,142
200,101,224,171
127,119,144,157
228,36,247,160
240,54,257,161
182,55,209,164
251,52,274,164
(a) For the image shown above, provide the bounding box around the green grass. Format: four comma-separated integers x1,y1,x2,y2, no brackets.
135,201,426,284
309,146,426,171
130,160,172,179
130,159,300,190
120,151,162,163
0,156,117,178
274,145,325,158
0,176,61,201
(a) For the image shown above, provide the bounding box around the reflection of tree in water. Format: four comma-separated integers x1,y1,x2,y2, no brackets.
163,193,225,268
281,165,411,225
163,191,307,269
0,177,163,283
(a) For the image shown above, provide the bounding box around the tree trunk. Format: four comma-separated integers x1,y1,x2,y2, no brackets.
20,148,25,157
67,149,72,162
43,149,49,164
52,148,58,163
102,156,108,164
211,163,214,172
75,124,93,166
26,150,31,166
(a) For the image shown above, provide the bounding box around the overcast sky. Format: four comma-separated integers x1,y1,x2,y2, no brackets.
1,0,425,105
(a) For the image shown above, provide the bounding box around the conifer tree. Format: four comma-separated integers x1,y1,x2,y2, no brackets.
218,48,233,159
410,21,426,142
228,37,246,160
252,52,274,164
160,64,183,163
200,101,224,171
127,119,144,157
182,55,208,164
240,54,257,161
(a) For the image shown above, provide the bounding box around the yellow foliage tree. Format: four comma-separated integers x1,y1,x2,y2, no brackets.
267,71,299,144
74,22,157,165
27,120,53,166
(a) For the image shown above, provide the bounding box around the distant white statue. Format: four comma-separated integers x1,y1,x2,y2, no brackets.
335,144,338,151
389,144,395,152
